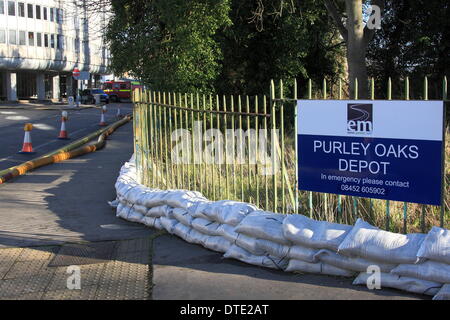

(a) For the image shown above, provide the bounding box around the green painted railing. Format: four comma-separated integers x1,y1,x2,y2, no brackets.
133,77,449,233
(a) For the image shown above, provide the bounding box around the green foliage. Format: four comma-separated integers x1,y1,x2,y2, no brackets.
107,0,231,93
367,0,450,99
106,0,345,95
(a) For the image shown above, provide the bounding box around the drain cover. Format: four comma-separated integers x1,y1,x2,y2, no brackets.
49,242,117,267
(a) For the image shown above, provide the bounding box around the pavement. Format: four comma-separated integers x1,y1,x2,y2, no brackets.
0,116,428,300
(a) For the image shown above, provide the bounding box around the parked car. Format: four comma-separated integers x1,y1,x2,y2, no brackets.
80,88,110,104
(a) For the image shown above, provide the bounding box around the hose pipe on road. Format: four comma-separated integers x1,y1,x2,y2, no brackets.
0,115,132,184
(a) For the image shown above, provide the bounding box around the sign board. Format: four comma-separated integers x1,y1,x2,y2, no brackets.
73,71,90,81
72,68,80,78
297,100,444,205
68,96,74,108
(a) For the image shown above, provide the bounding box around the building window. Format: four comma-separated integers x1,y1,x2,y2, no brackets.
0,30,5,43
28,31,34,46
19,30,25,45
55,8,59,23
50,7,53,21
8,1,15,16
43,6,47,20
0,1,4,15
27,3,32,18
44,34,48,47
50,34,54,48
18,2,24,17
8,30,16,44
36,32,42,46
59,9,63,23
56,34,61,49
35,4,40,19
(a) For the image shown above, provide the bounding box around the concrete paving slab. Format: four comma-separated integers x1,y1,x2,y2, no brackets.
152,234,426,300
0,122,152,248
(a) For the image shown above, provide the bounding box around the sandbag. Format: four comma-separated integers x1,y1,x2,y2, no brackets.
203,236,232,253
142,216,162,229
160,216,179,234
314,249,397,273
338,219,425,264
256,239,290,258
353,272,441,296
138,190,169,208
235,211,290,245
417,226,450,265
283,214,352,251
147,205,171,218
108,199,119,208
186,228,209,245
172,208,194,227
433,284,450,300
285,259,355,277
235,234,266,256
196,200,258,226
127,209,144,223
223,245,288,270
191,217,222,236
133,204,149,215
287,245,320,263
391,260,450,284
162,190,207,209
218,224,239,243
172,222,193,242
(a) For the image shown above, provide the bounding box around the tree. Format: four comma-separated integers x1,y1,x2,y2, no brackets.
106,0,231,93
325,0,385,98
367,0,450,99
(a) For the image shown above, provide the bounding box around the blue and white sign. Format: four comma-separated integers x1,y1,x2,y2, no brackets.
297,100,444,205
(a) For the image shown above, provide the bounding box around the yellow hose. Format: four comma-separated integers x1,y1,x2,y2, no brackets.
0,115,132,184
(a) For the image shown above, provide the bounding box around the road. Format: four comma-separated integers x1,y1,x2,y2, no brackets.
0,103,133,171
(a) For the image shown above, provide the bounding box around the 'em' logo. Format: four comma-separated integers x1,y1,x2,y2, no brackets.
347,104,373,134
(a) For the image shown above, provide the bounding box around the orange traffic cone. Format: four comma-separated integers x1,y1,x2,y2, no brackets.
18,123,35,154
57,111,69,140
99,105,107,126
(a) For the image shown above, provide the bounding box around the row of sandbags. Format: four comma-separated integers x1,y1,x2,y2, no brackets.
112,156,449,300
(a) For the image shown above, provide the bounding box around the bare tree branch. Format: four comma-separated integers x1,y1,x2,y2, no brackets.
324,0,348,42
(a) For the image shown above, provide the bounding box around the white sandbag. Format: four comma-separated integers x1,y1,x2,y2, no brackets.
234,234,266,255
223,245,288,270
133,204,149,215
108,199,119,208
235,211,290,245
172,208,194,227
172,222,193,242
285,259,355,277
138,190,169,208
142,216,163,229
314,249,397,273
116,202,130,219
160,216,179,234
199,200,258,226
417,226,450,265
338,219,425,264
203,236,232,253
125,186,149,204
191,217,222,236
146,205,171,218
353,272,441,296
256,239,291,258
283,214,352,251
162,190,207,209
391,260,450,284
186,201,213,220
186,228,209,245
287,245,320,263
218,224,239,242
433,284,450,300
127,208,144,223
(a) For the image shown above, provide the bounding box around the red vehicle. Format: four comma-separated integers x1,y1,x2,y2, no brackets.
101,80,143,102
